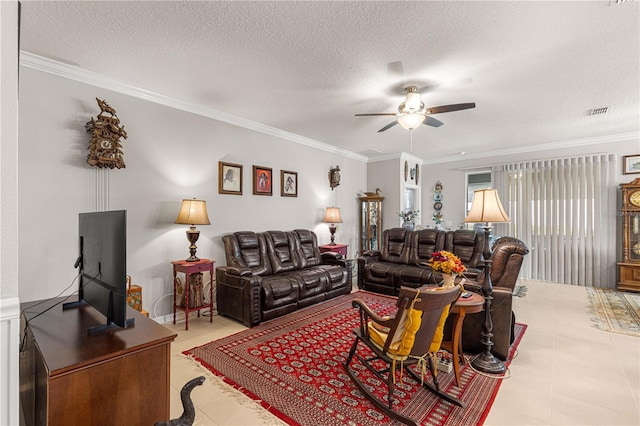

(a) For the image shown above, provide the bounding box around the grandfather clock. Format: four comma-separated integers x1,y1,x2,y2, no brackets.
618,178,640,292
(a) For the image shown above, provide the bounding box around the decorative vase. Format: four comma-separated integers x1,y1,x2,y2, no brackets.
402,222,415,230
442,273,456,288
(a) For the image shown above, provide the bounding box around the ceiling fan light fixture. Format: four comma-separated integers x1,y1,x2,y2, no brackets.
405,92,422,111
398,113,426,130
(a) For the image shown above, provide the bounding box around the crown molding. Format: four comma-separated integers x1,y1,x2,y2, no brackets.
421,131,640,165
20,51,368,162
19,52,637,166
368,152,425,164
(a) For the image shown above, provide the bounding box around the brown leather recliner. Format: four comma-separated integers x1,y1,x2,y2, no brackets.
358,228,485,294
444,229,485,280
454,236,529,360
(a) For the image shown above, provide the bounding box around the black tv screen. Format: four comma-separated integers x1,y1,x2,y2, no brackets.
71,210,133,332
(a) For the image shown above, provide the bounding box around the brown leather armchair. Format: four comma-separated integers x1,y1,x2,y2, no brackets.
453,236,529,360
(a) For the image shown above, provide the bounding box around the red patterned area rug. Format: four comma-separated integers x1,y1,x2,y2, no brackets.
185,291,526,426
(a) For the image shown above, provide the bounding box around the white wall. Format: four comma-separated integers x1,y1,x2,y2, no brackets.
17,66,366,319
1,2,20,425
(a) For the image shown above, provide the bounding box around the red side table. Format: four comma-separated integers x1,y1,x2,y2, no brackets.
172,258,214,330
319,243,348,258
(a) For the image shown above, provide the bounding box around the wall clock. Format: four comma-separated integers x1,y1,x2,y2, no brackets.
85,98,127,169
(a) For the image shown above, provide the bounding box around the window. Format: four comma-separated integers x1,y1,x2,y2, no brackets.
465,170,492,216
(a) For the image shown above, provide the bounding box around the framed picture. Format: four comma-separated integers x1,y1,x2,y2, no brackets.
218,161,242,195
252,165,272,196
281,170,298,197
623,155,640,175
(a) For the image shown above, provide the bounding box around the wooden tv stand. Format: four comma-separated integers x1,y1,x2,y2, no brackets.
19,297,177,426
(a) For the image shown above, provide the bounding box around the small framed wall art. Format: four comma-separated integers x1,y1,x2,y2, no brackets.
623,154,640,175
281,170,298,197
218,161,242,195
253,165,273,196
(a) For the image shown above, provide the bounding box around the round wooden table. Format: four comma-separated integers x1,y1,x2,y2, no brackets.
446,292,485,387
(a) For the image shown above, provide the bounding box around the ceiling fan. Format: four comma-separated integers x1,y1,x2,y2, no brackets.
355,86,475,132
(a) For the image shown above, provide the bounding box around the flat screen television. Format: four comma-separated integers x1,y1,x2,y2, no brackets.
64,210,134,333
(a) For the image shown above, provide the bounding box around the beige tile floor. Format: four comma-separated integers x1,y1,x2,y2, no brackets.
164,279,640,425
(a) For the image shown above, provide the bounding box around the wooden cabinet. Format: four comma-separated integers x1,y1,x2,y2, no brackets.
19,297,177,425
618,178,640,292
359,194,384,253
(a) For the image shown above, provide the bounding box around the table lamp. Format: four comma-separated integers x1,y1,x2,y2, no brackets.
323,207,343,245
463,188,511,374
175,198,210,262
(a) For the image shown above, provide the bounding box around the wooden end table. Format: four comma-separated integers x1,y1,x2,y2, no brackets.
443,292,485,387
172,258,214,330
319,243,348,257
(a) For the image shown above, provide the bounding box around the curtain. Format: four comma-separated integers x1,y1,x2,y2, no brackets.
492,154,617,288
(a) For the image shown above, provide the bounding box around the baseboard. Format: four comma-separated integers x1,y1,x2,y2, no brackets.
1,296,21,426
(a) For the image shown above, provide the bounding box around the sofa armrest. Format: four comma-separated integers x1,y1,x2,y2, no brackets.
463,267,482,281
225,266,253,276
215,266,263,327
461,280,483,294
321,251,343,263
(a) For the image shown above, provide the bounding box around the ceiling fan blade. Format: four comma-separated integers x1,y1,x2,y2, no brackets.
355,113,397,117
378,120,399,132
426,103,476,115
424,116,444,127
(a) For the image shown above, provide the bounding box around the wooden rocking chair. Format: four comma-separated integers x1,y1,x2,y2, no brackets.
344,285,464,426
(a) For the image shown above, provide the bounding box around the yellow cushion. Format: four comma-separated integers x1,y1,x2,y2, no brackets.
368,307,422,357
429,304,450,353
368,288,453,356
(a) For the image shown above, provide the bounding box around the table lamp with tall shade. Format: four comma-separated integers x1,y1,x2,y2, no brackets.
463,188,511,374
323,207,343,245
175,198,210,262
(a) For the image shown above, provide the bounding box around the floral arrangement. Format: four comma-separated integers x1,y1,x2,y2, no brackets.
397,210,420,223
428,250,466,275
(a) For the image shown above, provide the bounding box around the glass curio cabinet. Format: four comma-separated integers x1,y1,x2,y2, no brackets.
618,178,640,292
359,193,384,253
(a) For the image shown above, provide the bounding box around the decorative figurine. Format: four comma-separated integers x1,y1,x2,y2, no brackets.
85,98,127,169
329,165,341,190
155,376,205,426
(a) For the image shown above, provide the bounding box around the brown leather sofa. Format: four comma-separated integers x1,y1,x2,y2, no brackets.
357,228,485,294
451,236,530,360
216,229,352,326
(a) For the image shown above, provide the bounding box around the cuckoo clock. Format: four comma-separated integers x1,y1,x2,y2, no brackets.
85,98,127,169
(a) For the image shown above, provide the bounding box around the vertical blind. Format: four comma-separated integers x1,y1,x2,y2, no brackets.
492,154,617,288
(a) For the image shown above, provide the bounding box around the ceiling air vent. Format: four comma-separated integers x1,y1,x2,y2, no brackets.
590,106,611,116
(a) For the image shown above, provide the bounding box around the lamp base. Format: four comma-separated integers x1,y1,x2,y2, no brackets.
328,223,337,245
471,351,506,374
185,226,201,262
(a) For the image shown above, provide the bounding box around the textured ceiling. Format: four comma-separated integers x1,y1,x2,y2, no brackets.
18,0,640,162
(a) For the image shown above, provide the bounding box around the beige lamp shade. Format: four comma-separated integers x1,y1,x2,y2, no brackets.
175,199,211,225
323,206,342,245
464,189,511,223
323,207,343,224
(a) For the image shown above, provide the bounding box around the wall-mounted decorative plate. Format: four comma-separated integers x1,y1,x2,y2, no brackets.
434,181,443,192
434,192,443,201
434,202,443,210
